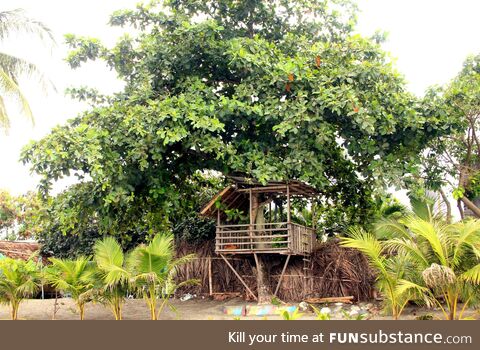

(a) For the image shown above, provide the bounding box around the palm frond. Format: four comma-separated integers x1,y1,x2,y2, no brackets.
461,264,480,285
0,257,39,304
44,256,95,299
404,217,449,266
383,238,429,268
0,68,33,123
168,253,196,271
341,226,388,276
452,220,480,268
94,236,124,270
0,95,8,128
395,279,433,306
0,9,54,43
374,217,411,240
0,9,55,130
409,194,444,221
0,51,55,92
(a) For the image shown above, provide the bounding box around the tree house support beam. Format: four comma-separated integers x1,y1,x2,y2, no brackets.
274,254,291,297
219,253,257,301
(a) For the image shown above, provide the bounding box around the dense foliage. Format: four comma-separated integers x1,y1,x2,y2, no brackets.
419,54,480,218
0,190,42,240
20,0,444,242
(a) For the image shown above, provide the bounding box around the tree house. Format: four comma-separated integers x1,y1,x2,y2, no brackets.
200,176,318,302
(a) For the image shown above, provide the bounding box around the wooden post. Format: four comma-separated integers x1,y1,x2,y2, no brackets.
286,184,291,223
269,201,272,223
249,188,255,250
216,210,221,252
286,184,291,251
249,188,254,227
208,257,213,296
274,254,291,296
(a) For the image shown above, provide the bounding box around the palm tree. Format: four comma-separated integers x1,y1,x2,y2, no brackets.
374,194,442,240
343,217,480,320
127,233,197,320
0,8,54,129
340,227,421,319
0,256,40,320
381,217,480,320
93,236,130,320
44,257,95,320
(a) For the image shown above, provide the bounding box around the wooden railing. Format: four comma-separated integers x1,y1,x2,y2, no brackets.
215,222,315,255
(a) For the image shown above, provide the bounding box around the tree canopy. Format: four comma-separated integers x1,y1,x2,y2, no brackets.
419,54,480,218
21,0,443,239
0,189,41,240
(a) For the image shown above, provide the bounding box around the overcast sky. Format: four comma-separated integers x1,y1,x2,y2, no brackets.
0,0,479,195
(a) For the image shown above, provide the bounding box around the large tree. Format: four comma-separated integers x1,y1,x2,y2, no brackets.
419,54,480,219
21,0,441,301
0,189,41,240
0,8,54,129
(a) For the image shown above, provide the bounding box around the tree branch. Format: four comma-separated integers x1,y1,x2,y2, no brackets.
460,196,480,218
438,188,452,223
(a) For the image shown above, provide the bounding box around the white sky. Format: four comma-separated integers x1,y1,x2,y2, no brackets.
0,0,479,195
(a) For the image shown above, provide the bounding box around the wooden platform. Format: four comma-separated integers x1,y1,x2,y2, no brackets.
215,222,315,256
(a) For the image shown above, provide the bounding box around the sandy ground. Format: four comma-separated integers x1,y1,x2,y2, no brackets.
0,298,478,320
0,298,276,320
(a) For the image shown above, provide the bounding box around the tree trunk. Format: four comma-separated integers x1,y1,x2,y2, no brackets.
11,301,19,320
251,194,273,304
254,253,272,304
457,199,465,219
78,303,85,320
460,196,480,218
147,286,157,320
112,299,122,320
256,203,266,249
438,188,452,223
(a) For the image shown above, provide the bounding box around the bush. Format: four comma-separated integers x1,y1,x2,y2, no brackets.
173,215,216,244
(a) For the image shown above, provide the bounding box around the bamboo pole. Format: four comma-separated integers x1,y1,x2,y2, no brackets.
219,254,257,300
249,188,254,249
208,257,213,296
237,186,288,192
274,255,291,296
217,240,290,247
219,222,288,228
287,184,291,223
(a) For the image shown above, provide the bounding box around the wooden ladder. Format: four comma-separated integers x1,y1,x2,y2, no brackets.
302,256,313,298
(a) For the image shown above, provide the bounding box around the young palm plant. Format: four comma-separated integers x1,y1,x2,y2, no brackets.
44,256,95,320
380,217,480,320
341,227,426,319
93,236,130,320
127,233,197,320
0,257,40,320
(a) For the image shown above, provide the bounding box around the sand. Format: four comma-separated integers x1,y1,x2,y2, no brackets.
0,298,477,320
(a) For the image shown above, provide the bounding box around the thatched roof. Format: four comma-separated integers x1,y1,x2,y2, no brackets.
0,241,40,260
200,177,318,218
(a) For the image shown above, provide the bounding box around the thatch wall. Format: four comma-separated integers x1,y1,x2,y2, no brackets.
0,241,40,260
175,240,375,302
